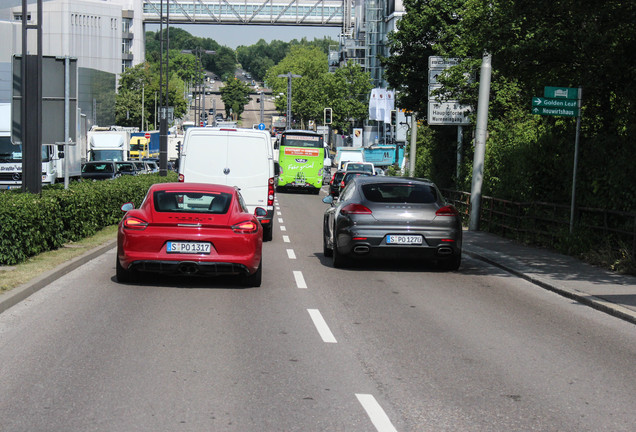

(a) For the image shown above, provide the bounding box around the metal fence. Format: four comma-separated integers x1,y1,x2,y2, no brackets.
441,189,636,257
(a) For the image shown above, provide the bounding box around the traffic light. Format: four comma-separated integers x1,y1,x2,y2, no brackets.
324,107,332,125
390,110,397,126
175,141,181,155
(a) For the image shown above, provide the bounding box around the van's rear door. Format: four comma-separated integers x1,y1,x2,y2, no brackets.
182,130,228,184
225,131,270,211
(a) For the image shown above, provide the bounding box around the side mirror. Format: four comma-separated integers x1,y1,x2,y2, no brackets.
323,157,332,167
322,196,334,205
121,202,134,212
254,207,267,217
274,162,280,176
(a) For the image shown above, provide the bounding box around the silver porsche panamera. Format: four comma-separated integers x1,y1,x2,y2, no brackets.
322,176,463,270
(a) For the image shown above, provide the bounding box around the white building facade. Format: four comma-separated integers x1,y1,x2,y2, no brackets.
0,0,146,126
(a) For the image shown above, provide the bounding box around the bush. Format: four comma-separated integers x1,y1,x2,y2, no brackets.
0,173,177,265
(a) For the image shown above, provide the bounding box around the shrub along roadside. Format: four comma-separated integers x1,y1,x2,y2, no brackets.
0,173,177,266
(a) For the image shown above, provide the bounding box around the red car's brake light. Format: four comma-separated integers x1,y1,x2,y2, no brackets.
178,173,184,182
232,220,259,234
436,205,459,216
123,216,148,230
341,204,372,215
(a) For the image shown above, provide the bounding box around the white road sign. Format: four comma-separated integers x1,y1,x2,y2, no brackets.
428,101,471,125
428,56,461,69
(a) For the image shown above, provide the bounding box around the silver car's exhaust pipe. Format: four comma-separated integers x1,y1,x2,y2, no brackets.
437,247,453,256
353,245,370,254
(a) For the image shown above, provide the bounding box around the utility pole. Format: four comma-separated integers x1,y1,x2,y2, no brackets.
158,0,169,176
469,53,492,231
21,0,43,193
277,72,301,129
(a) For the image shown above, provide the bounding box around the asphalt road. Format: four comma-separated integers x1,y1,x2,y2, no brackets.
1,187,635,431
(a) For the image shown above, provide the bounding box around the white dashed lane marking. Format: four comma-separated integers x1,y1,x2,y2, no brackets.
307,309,337,343
293,271,306,288
286,249,296,260
355,394,398,432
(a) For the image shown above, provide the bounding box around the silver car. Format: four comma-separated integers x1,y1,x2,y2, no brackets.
322,176,462,270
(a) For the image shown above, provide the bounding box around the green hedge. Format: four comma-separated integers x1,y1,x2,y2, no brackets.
0,173,177,265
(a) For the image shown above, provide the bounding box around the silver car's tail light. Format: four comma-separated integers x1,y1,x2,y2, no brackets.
435,205,459,216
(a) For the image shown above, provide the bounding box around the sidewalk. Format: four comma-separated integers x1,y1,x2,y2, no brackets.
463,230,636,325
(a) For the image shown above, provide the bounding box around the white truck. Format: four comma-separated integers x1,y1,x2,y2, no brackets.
0,103,82,189
87,127,131,161
334,147,365,170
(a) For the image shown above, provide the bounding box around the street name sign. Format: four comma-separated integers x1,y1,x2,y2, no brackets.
428,56,461,69
428,101,472,125
532,97,578,108
532,106,578,117
544,86,579,100
428,56,470,125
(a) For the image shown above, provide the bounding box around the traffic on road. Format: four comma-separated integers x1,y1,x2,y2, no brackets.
1,179,636,432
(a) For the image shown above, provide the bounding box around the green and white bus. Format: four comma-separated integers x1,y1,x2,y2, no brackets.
277,130,325,194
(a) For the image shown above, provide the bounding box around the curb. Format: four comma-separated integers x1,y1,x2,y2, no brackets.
464,249,636,326
0,239,117,315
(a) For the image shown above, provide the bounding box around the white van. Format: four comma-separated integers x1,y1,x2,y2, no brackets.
178,127,276,241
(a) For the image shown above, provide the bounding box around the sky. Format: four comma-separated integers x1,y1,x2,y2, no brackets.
152,24,341,49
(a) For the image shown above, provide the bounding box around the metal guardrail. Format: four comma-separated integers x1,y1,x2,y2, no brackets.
441,189,636,257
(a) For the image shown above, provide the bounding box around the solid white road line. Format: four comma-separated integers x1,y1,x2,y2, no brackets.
286,249,296,259
283,235,290,243
293,270,307,288
355,394,398,432
307,309,337,343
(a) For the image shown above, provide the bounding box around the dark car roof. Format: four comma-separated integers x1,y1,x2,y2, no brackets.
350,176,435,186
342,170,373,179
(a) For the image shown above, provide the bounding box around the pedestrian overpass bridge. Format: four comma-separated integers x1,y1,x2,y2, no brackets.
142,0,352,27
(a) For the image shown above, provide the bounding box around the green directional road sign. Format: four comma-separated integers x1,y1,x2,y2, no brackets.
544,86,578,100
532,106,578,117
532,97,578,109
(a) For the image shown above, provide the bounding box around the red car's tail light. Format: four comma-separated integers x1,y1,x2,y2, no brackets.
268,177,275,206
339,180,345,188
232,220,259,234
341,204,372,215
436,205,459,216
123,216,148,230
178,173,185,182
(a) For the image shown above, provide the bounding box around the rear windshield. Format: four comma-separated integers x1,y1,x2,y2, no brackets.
154,191,232,214
281,134,323,148
82,163,114,173
346,163,372,172
361,183,438,203
343,172,371,183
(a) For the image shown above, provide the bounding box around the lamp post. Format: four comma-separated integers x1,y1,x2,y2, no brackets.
277,72,302,129
158,0,169,176
181,48,215,126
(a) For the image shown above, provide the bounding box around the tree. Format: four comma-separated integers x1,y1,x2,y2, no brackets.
264,46,329,126
115,63,187,129
324,63,372,132
219,78,252,119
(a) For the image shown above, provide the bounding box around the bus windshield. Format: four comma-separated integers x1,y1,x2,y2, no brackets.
281,133,323,148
